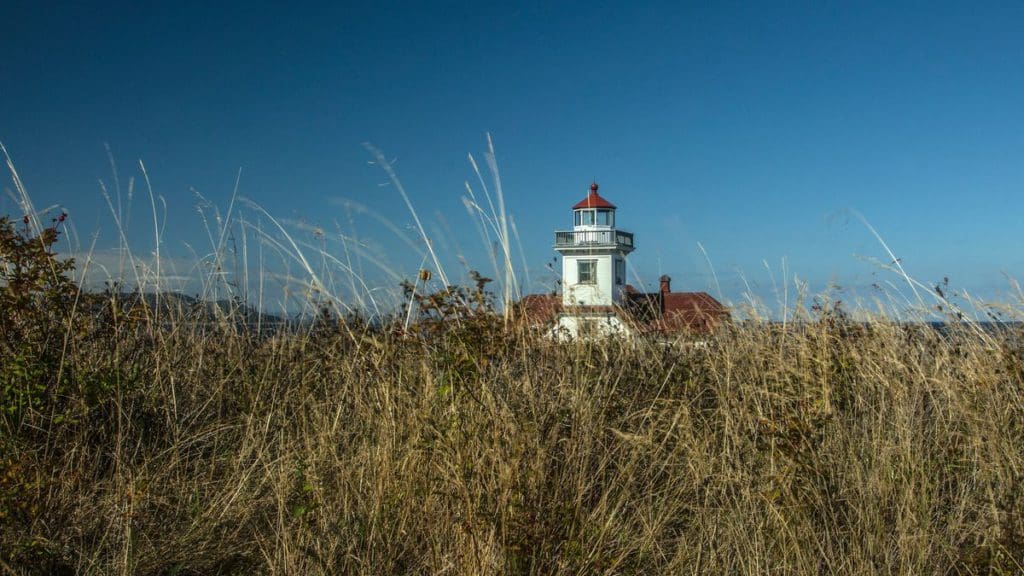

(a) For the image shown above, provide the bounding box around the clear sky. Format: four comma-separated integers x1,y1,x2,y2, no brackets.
2,1,1023,314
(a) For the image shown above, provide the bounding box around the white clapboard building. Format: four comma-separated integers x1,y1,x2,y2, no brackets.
520,182,728,339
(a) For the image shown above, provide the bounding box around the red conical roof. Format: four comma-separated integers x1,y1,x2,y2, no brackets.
572,182,617,210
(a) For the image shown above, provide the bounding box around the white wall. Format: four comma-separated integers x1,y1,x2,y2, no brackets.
561,252,629,307
563,253,611,306
553,313,632,339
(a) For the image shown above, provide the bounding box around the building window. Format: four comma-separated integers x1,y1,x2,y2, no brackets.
596,209,614,227
575,210,595,226
577,260,596,284
615,258,625,285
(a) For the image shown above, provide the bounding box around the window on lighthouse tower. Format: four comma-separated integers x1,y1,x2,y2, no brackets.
575,210,596,226
578,260,596,284
575,209,614,227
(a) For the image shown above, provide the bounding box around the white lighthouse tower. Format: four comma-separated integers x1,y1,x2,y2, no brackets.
553,182,636,337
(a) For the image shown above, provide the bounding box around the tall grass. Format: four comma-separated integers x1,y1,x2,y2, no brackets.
3,300,1023,574
2,144,1024,574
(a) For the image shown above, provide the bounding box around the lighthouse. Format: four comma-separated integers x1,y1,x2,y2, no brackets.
517,180,728,338
552,182,636,336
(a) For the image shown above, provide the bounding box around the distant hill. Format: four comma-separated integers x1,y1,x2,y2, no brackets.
83,291,288,329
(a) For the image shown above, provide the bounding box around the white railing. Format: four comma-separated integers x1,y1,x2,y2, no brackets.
554,230,634,249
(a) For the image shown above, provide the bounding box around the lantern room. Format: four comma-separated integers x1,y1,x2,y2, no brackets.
572,182,616,229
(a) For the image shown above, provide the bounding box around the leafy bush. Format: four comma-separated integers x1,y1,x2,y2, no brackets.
0,214,81,422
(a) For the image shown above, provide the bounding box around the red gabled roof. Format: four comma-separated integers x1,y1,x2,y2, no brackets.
572,182,617,210
623,289,729,334
658,292,729,332
517,294,563,326
517,290,729,335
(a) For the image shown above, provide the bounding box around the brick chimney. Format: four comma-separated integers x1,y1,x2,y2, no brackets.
659,274,671,294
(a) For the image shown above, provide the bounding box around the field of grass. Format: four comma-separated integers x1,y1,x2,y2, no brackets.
2,147,1024,574
3,225,1024,574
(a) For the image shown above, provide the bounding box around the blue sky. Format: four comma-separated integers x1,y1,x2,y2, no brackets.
2,1,1023,313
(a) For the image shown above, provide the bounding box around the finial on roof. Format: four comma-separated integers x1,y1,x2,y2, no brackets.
572,182,616,209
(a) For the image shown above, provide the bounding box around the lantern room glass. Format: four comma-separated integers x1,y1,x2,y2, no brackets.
574,209,613,227
574,210,594,226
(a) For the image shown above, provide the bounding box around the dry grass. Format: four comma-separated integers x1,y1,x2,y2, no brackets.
2,307,1023,575
3,144,1023,574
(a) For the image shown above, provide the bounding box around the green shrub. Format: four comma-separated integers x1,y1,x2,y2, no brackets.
0,214,81,422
